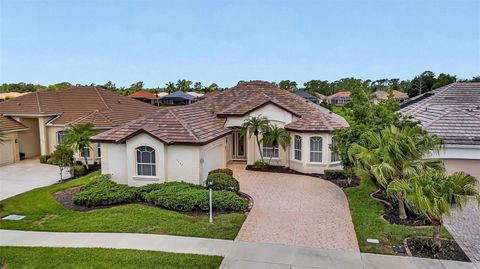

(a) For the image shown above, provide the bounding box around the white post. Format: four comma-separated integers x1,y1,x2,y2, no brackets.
209,187,213,223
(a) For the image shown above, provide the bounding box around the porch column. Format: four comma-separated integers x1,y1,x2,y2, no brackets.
38,117,48,155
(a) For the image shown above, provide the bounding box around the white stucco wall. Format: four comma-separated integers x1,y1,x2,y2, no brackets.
166,145,200,185
100,143,128,184
200,137,227,182
224,103,294,127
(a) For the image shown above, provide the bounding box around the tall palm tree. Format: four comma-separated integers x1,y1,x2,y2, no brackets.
262,124,291,163
348,125,443,219
388,171,479,247
64,123,95,170
241,116,270,162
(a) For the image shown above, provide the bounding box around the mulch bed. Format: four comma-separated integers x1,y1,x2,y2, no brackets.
406,237,470,262
246,165,360,188
372,189,431,226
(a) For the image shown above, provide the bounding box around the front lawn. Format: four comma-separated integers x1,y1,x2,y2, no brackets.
0,172,246,240
0,246,222,269
344,178,451,254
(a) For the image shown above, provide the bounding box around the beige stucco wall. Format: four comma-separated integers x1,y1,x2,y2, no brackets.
101,143,128,184
16,117,41,158
199,137,227,182
0,131,21,165
288,131,342,174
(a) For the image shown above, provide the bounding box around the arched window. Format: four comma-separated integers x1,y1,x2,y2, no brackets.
57,131,68,144
136,146,156,176
294,135,302,161
310,137,323,163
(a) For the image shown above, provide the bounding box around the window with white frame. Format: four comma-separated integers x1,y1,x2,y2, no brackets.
136,146,156,176
262,137,279,158
57,131,68,144
310,136,323,163
331,138,340,162
294,135,302,161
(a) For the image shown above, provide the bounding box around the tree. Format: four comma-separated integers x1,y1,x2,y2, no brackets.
64,123,95,170
303,80,332,95
165,82,176,93
388,171,479,247
48,144,74,181
262,124,290,163
432,73,456,89
348,125,444,219
193,82,203,91
278,80,297,92
129,82,144,92
206,83,219,92
241,116,270,162
176,79,192,92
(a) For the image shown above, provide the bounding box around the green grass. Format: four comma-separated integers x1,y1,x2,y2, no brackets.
0,246,222,269
344,178,451,254
0,172,246,240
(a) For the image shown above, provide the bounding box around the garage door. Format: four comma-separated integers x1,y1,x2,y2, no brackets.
0,140,14,166
443,159,480,180
201,144,224,181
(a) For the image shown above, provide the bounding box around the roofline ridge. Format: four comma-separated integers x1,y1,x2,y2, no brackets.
35,91,43,113
168,109,200,142
95,87,111,110
423,107,452,128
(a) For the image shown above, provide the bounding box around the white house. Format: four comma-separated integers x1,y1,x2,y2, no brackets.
400,82,480,180
92,81,348,186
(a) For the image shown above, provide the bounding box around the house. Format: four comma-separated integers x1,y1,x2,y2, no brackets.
372,90,408,104
327,91,351,105
0,92,28,102
186,92,205,98
315,93,328,103
92,81,348,187
0,87,158,166
400,82,480,179
294,90,320,104
160,91,197,105
127,91,160,105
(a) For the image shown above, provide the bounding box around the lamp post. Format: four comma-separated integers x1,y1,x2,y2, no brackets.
207,177,213,223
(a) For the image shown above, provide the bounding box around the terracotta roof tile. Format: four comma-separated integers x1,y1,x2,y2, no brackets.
0,116,28,132
128,91,158,100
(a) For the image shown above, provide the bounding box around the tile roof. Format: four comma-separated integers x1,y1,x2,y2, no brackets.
92,81,348,144
0,87,158,128
373,90,408,100
0,115,28,132
327,91,351,99
128,91,159,100
294,90,319,99
400,82,480,145
162,91,197,100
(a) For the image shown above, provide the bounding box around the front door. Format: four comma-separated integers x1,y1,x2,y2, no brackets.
231,129,246,160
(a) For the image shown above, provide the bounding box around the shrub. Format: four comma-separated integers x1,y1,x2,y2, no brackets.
72,165,85,177
73,176,137,206
324,169,347,180
207,173,240,193
136,181,202,201
208,168,233,176
39,155,50,164
253,160,267,169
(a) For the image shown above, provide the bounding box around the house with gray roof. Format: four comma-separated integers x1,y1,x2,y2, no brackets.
294,90,320,104
160,91,197,105
400,82,480,179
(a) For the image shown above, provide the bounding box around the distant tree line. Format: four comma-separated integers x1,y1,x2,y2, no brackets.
1,71,478,98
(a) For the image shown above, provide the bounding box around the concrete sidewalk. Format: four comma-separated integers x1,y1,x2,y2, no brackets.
0,230,476,269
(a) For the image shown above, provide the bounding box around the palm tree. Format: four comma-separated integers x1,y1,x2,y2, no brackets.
64,123,95,170
388,171,479,247
241,116,270,162
348,125,443,219
262,124,291,163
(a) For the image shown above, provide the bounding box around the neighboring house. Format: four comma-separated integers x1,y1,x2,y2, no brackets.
0,87,157,166
315,93,327,103
186,92,205,98
0,92,28,102
327,91,351,105
127,91,160,105
160,91,198,105
372,90,408,104
400,82,480,179
294,90,320,104
92,81,348,187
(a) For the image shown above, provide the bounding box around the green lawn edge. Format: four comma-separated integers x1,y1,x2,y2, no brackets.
344,178,451,254
0,246,222,269
0,172,246,240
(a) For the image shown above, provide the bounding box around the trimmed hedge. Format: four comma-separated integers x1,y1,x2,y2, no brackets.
73,165,85,177
39,155,50,164
208,168,233,176
253,160,267,169
207,173,240,193
135,182,202,200
324,169,347,180
73,176,137,206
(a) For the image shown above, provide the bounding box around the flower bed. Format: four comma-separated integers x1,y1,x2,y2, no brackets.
404,237,470,262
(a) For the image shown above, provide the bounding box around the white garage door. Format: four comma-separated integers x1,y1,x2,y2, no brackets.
201,144,224,181
0,140,14,166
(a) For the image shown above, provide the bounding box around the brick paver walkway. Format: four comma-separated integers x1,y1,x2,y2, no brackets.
230,163,359,252
444,197,480,266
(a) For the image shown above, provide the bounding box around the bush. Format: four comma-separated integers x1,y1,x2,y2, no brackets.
73,176,137,206
324,169,347,180
39,155,50,164
253,160,267,169
72,165,85,177
207,173,240,193
136,181,202,201
208,168,233,176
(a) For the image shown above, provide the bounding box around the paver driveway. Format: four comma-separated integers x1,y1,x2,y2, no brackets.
0,159,65,200
230,163,359,252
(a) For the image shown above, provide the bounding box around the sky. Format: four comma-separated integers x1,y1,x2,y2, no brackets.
0,0,479,88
